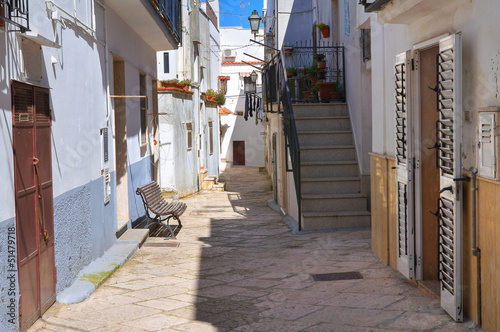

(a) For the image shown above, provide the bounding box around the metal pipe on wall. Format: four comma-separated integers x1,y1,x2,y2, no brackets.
471,168,481,326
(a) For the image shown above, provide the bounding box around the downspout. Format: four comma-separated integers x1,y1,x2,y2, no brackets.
471,168,481,326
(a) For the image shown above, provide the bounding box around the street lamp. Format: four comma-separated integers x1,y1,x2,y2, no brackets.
248,10,261,35
250,70,258,83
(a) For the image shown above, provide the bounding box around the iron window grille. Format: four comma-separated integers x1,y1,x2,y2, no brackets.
0,0,29,32
361,29,371,61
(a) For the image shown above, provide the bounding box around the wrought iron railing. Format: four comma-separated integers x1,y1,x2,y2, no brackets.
150,0,182,45
283,40,345,102
263,52,302,230
0,0,29,32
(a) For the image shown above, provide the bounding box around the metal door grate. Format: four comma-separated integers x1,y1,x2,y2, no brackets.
397,182,408,256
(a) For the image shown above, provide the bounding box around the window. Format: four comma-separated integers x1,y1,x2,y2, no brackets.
361,29,371,61
163,52,169,73
139,73,147,145
186,122,192,150
209,121,214,155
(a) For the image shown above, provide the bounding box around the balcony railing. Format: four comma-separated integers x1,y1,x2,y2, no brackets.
283,40,345,103
150,0,182,44
263,52,302,231
0,0,29,32
359,0,392,12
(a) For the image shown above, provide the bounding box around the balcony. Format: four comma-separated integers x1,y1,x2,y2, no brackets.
360,0,451,24
106,0,181,51
0,0,29,32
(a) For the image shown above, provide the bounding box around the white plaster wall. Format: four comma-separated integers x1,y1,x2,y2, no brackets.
156,50,178,81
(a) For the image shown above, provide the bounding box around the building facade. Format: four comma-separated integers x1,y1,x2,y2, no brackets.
0,0,180,330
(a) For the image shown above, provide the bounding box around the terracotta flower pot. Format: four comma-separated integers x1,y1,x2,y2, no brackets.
161,82,177,88
320,26,330,38
311,77,318,85
284,47,293,56
303,91,311,102
318,61,326,69
318,82,337,102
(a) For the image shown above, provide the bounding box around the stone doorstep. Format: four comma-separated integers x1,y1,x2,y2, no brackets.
212,182,226,191
57,230,149,305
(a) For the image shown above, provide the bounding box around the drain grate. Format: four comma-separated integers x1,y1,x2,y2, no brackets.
311,271,363,281
143,242,180,248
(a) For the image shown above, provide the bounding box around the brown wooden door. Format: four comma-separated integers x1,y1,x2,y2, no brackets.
12,82,56,331
233,141,245,165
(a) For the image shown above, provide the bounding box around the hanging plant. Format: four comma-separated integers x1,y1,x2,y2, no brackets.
317,22,330,38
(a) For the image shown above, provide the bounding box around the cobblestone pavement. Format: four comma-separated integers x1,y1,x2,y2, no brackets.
30,166,482,331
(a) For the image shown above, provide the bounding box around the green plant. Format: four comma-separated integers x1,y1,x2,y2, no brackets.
317,22,329,29
179,79,191,85
206,89,217,97
286,66,296,74
307,65,319,77
310,84,319,93
315,53,326,62
215,90,226,105
162,79,179,83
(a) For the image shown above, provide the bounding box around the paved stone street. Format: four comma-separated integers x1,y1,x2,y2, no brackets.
30,166,481,331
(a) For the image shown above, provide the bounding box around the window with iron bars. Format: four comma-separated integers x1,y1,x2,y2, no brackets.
361,28,371,62
0,0,29,32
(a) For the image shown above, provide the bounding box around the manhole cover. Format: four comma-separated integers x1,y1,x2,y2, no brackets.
143,242,180,248
311,271,363,281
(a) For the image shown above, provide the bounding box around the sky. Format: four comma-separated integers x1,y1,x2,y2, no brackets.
218,0,264,28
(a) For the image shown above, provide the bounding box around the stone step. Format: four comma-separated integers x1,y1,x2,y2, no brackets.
301,177,361,194
293,103,348,117
301,145,356,162
301,160,359,177
201,176,216,190
301,193,367,212
301,211,371,231
115,220,130,238
298,131,353,146
117,229,149,248
295,116,351,131
212,182,226,191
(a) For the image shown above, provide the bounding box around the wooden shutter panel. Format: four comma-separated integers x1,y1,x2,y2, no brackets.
394,51,414,280
437,33,463,322
478,112,496,178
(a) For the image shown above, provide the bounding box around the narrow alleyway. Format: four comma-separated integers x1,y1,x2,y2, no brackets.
30,166,480,332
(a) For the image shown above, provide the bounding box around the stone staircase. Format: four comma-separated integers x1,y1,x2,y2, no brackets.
294,103,370,230
200,169,226,191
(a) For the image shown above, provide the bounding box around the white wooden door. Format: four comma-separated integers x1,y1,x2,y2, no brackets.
394,51,414,280
437,34,463,322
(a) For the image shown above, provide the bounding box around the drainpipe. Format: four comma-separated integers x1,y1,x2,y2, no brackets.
471,168,481,326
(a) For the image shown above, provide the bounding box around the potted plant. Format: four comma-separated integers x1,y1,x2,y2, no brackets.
303,90,311,102
283,44,294,56
215,90,226,105
286,66,296,77
316,53,326,69
179,79,191,91
308,65,319,84
318,81,337,102
206,89,217,102
317,22,330,38
160,79,178,88
310,84,319,102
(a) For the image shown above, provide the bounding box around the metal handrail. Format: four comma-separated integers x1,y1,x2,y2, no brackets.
263,51,302,230
150,0,182,44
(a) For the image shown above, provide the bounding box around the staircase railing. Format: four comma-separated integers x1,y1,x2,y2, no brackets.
263,52,302,231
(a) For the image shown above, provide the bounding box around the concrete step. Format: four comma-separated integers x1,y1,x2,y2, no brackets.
301,145,356,162
298,131,353,146
301,177,361,194
295,116,350,131
301,161,359,177
212,182,226,191
117,229,149,248
301,211,371,231
301,193,367,212
293,103,348,118
201,176,216,190
115,220,130,239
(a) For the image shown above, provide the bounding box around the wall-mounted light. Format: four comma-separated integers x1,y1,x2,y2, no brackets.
250,70,258,83
248,10,261,35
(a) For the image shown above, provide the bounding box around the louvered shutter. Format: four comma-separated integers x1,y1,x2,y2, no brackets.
437,34,463,322
478,112,496,178
394,51,414,280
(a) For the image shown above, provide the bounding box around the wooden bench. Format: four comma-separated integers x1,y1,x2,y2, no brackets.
136,181,187,239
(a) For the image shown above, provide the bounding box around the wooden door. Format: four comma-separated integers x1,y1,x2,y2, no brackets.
233,141,245,165
12,82,56,331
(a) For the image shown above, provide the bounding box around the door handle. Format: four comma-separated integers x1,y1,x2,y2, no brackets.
453,176,470,182
427,142,439,150
439,186,453,194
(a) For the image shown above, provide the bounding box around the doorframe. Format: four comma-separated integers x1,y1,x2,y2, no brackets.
412,34,449,281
